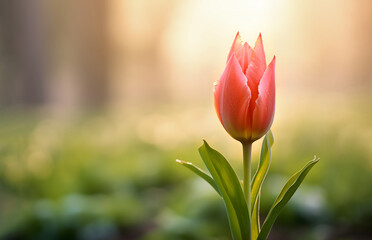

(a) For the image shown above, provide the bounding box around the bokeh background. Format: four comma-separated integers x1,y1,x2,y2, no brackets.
0,0,371,239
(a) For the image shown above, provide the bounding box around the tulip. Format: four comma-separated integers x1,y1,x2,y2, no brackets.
178,32,318,240
214,32,276,143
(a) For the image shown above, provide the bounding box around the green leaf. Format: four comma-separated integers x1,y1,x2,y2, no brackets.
176,159,221,196
257,157,320,240
251,130,274,239
251,193,261,240
199,141,251,240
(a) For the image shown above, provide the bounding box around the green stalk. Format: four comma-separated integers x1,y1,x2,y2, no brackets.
242,142,252,216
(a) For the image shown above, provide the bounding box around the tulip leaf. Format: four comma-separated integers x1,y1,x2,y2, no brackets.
176,159,221,196
257,157,320,240
251,193,261,240
199,141,251,240
250,130,274,239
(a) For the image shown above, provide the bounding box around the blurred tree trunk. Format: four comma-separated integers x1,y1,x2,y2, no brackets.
0,0,47,107
354,0,372,89
0,0,110,109
108,0,179,107
63,0,109,107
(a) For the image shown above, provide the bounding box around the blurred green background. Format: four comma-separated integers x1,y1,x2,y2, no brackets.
0,0,371,239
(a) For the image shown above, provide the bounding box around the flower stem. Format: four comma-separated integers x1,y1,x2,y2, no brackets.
242,142,252,216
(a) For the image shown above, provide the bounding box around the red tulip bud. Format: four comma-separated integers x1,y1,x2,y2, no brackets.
214,32,275,143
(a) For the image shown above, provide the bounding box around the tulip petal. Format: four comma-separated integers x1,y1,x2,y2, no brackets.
215,54,252,141
251,56,275,140
227,32,243,63
246,34,267,87
227,32,253,73
241,42,253,73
